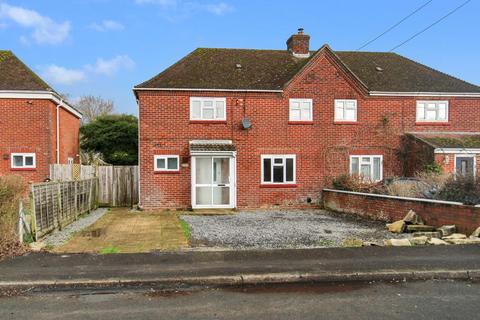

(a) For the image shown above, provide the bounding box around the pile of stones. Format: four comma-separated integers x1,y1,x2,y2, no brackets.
384,210,480,246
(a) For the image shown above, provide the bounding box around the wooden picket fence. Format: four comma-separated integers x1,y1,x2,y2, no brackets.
49,164,139,207
31,178,98,240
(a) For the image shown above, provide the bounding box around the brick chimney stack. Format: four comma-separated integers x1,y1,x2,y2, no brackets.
286,28,310,58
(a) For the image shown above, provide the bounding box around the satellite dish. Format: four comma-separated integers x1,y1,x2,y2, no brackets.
241,117,252,130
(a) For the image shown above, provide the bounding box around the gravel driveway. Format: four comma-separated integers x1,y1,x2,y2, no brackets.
180,210,407,249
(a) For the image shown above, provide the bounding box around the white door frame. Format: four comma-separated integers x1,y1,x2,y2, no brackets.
191,152,236,209
454,154,477,178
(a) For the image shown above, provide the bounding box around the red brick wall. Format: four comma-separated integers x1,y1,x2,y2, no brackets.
323,189,480,234
138,50,480,209
0,98,80,183
57,107,80,164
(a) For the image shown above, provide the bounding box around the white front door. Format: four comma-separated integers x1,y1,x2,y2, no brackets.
192,156,236,209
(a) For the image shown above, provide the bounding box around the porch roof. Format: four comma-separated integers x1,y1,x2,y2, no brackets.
408,132,480,149
189,140,236,153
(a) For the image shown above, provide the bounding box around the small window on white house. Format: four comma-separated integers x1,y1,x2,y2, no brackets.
11,153,36,169
67,157,74,165
416,101,448,122
261,155,296,184
154,155,179,172
350,155,383,182
334,99,357,122
190,97,226,121
289,99,313,122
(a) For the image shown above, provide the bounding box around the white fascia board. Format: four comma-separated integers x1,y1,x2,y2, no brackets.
0,90,82,118
434,148,480,154
133,87,283,93
369,91,480,98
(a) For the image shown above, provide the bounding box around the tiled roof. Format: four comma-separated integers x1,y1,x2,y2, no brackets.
409,133,480,149
189,141,236,152
136,47,480,93
0,50,52,91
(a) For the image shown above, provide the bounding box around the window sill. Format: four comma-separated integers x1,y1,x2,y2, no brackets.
415,122,449,126
334,121,358,125
288,121,313,125
260,184,297,188
11,168,36,171
189,120,227,124
154,171,180,174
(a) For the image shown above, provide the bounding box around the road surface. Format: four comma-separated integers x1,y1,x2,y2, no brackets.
1,280,479,319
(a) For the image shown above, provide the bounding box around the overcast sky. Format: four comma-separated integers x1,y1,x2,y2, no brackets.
1,0,479,114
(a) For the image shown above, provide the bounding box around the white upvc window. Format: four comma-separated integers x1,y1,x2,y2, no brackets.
334,99,357,122
67,157,74,165
261,155,296,184
289,98,313,122
154,155,179,172
350,155,383,182
190,97,226,121
11,153,36,169
416,101,448,122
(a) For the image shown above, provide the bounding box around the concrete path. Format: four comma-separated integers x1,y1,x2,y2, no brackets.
1,245,479,290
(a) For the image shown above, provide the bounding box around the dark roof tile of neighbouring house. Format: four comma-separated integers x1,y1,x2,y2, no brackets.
135,47,480,93
409,133,480,149
0,50,52,91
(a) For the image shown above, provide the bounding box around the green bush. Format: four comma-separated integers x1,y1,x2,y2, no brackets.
423,163,443,175
435,175,480,205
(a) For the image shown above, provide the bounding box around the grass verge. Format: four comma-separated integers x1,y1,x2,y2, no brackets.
179,219,191,241
100,247,120,254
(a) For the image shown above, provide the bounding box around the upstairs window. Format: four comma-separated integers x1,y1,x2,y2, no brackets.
350,155,383,182
289,99,313,122
154,155,179,172
416,101,448,122
261,155,296,184
334,99,357,122
11,153,36,169
190,97,226,121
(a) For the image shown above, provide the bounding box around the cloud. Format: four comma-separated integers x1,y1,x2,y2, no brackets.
0,3,70,44
41,55,135,85
204,2,233,15
42,65,86,85
135,0,234,20
89,20,124,32
87,55,135,76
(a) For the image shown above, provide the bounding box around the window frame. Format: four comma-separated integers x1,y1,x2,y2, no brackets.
289,98,313,122
67,157,74,165
190,97,227,121
416,100,449,123
11,153,36,169
154,155,180,172
261,154,296,185
349,155,383,182
334,99,358,122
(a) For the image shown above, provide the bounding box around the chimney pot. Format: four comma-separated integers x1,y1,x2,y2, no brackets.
287,28,310,58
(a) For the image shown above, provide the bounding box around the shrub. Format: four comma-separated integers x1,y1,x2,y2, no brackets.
423,163,443,175
0,175,27,260
385,179,419,197
332,174,384,194
435,175,480,205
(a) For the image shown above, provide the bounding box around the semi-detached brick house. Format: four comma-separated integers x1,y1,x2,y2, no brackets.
134,29,480,210
0,50,82,183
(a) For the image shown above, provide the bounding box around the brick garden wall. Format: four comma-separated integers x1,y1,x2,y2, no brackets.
323,189,480,234
138,49,480,209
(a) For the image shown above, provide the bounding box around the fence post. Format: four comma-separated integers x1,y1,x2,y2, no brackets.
74,181,78,220
30,185,37,241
